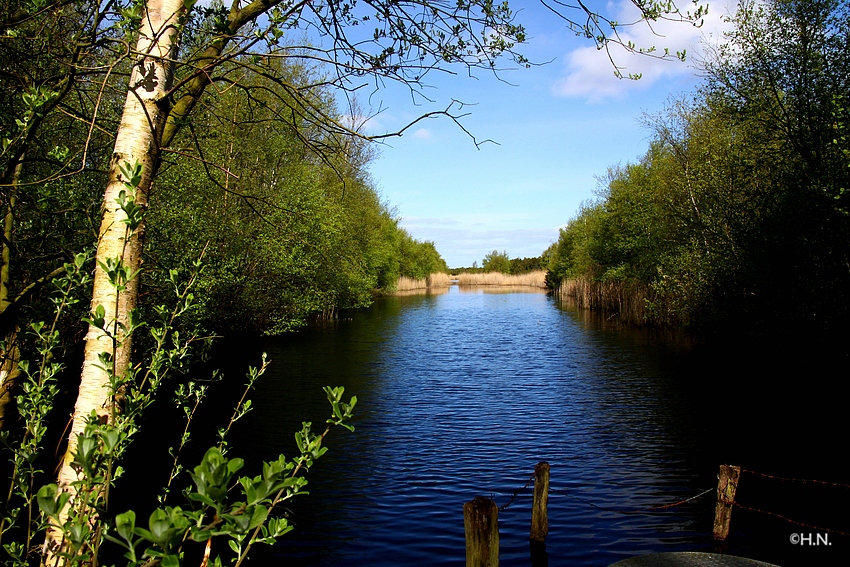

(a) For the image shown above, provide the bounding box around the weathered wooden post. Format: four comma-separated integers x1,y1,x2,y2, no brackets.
464,496,499,567
713,464,741,540
530,462,550,543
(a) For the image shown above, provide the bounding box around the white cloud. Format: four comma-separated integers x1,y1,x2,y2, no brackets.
412,128,433,140
552,0,736,102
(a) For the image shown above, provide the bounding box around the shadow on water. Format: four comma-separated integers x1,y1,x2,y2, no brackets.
148,286,849,567
555,298,850,567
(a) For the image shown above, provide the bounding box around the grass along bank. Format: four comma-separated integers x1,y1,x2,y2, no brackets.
393,273,451,292
455,270,547,288
555,277,669,327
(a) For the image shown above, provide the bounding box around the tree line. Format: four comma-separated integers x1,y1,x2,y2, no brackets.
547,0,850,338
146,59,451,335
454,251,546,274
1,28,449,342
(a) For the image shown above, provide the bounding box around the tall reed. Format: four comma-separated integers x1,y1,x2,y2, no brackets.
556,277,655,325
454,270,547,288
393,272,451,292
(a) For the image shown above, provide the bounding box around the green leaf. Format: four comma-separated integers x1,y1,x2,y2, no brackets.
36,484,69,517
115,510,137,541
248,505,269,529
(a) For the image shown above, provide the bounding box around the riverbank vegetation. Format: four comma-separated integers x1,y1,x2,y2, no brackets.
453,253,546,276
146,68,450,334
456,271,547,288
1,53,450,341
547,0,850,338
446,250,547,287
394,273,451,293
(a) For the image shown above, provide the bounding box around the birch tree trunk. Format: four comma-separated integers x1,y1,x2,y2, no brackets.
49,0,186,551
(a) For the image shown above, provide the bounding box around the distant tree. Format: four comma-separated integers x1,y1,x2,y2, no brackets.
483,250,512,273
509,256,545,274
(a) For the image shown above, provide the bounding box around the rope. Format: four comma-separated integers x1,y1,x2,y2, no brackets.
497,472,536,511
741,468,850,490
549,486,714,515
732,501,850,537
645,487,715,510
487,465,850,538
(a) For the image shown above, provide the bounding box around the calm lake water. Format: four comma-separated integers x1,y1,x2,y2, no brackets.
219,285,849,567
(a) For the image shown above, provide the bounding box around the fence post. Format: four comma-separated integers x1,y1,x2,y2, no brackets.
530,462,550,543
464,496,499,567
713,464,741,540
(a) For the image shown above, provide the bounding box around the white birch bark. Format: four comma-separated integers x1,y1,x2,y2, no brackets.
48,0,186,556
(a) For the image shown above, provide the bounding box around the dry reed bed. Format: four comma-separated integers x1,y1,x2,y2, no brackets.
557,277,655,325
393,273,451,292
454,270,547,288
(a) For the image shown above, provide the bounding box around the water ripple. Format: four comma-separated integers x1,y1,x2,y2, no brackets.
227,286,848,566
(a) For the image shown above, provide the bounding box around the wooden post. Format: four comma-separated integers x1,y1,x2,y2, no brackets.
464,496,499,567
530,462,550,543
713,464,741,540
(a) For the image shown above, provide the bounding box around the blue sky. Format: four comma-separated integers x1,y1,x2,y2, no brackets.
355,0,736,268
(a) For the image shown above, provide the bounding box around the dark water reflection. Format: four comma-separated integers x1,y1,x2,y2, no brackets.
223,286,849,566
